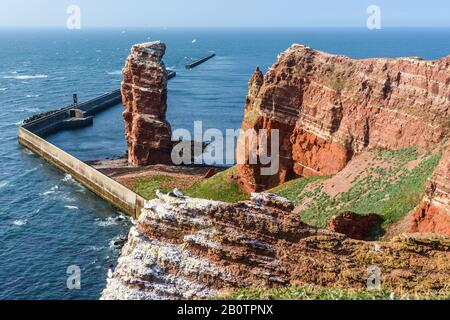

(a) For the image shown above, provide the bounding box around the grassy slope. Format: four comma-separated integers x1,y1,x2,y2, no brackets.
133,167,249,203
135,148,440,224
270,147,441,229
133,175,179,200
270,175,329,201
224,286,450,300
183,167,249,203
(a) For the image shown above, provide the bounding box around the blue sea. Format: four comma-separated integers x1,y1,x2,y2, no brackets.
0,28,449,300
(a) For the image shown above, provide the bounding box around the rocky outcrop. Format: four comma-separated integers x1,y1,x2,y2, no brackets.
327,212,382,240
237,45,450,192
408,142,450,236
101,192,450,300
122,42,173,166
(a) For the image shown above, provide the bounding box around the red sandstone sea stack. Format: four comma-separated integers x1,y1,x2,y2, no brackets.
237,44,450,192
122,41,173,166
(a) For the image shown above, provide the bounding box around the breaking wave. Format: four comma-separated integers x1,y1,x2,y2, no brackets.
96,217,118,227
62,174,75,183
12,219,28,226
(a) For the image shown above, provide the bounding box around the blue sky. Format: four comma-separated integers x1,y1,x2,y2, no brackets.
1,0,449,28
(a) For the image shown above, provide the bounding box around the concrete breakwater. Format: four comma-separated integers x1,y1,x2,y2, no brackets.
23,90,122,136
18,90,146,218
185,53,216,69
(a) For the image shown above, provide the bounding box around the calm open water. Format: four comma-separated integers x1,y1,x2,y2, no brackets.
0,28,449,300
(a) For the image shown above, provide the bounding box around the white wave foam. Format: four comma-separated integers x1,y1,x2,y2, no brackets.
107,70,122,75
96,217,118,227
41,185,59,196
13,219,27,226
25,108,40,113
64,205,79,210
0,88,7,91
15,107,40,113
26,94,40,98
89,245,103,252
3,74,48,80
61,174,85,192
62,174,74,183
116,214,128,222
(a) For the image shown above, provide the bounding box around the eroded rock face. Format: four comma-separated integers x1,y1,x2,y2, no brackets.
122,42,173,166
237,45,450,192
101,192,450,300
409,143,450,236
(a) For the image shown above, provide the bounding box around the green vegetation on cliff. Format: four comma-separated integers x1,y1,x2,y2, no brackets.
133,167,249,203
183,167,249,203
224,285,450,300
133,175,178,200
134,147,441,229
271,147,442,229
269,175,329,202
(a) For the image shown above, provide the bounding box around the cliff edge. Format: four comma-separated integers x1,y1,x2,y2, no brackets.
101,192,450,300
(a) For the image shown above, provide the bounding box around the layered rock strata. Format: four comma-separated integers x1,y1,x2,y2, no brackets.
408,142,450,235
237,45,450,192
101,192,450,300
122,41,173,166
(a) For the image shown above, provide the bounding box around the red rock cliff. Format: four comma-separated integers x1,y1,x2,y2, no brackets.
408,142,450,236
122,41,173,166
237,45,450,192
